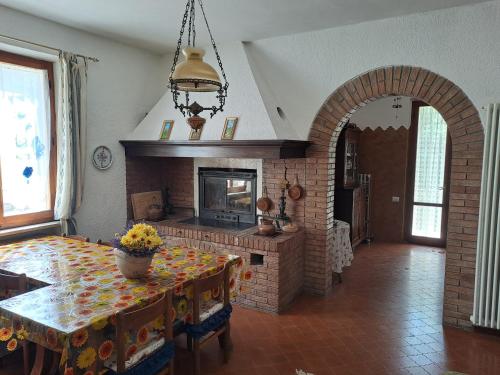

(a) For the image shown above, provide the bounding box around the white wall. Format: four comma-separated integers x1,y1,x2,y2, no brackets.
130,1,498,143
129,42,278,141
0,6,166,241
4,1,500,240
350,96,412,130
245,1,499,138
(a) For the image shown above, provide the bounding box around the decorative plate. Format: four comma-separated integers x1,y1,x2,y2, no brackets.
92,146,113,170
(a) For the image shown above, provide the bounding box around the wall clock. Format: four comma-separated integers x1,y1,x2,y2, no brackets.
92,146,113,170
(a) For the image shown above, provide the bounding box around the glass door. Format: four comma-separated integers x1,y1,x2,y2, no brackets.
406,101,450,247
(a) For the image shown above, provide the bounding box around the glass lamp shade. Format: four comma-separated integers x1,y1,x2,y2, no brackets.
170,47,222,92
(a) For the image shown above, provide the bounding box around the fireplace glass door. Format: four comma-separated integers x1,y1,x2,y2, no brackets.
199,168,257,225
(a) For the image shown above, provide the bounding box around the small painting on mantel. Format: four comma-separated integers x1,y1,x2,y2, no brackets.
189,126,203,141
159,120,174,140
221,117,239,140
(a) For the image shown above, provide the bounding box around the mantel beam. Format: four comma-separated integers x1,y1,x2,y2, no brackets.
119,140,310,159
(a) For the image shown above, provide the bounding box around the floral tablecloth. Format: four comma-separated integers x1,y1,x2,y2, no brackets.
0,237,249,374
0,236,115,285
332,220,353,273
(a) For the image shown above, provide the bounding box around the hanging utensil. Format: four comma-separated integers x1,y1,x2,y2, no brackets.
288,174,304,201
257,186,273,213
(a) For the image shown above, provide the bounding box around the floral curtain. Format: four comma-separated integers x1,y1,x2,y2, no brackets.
54,52,87,234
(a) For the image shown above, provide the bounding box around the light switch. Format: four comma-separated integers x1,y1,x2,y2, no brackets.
392,196,400,203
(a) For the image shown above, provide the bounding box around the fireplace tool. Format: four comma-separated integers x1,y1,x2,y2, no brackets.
275,168,290,229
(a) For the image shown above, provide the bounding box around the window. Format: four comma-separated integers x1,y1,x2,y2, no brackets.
0,51,56,228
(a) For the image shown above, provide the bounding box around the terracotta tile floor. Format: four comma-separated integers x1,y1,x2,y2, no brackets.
2,242,500,374
170,243,500,375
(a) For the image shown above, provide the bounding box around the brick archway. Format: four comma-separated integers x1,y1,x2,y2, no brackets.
306,66,483,328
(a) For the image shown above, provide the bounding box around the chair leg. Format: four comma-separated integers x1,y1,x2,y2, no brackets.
217,333,225,349
223,321,232,363
31,344,45,375
22,341,30,375
193,339,200,375
187,334,193,352
169,359,174,375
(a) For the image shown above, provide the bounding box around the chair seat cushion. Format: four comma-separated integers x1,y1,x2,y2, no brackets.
185,304,232,339
105,338,174,375
200,302,224,322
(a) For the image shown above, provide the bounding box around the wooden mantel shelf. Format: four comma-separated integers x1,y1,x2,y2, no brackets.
119,140,310,159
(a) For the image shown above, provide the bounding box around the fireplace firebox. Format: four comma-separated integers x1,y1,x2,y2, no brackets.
199,167,257,224
181,167,257,229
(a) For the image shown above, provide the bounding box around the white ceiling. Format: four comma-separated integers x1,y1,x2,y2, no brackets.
0,0,489,53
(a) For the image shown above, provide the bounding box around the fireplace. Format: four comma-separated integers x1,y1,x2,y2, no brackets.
181,167,257,229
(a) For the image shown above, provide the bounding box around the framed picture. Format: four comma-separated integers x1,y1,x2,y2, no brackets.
221,117,239,140
189,126,203,141
159,120,174,140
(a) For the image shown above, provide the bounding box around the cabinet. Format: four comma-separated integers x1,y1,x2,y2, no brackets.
335,124,360,189
334,124,366,247
334,187,366,247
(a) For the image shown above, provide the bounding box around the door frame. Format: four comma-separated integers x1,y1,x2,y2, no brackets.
405,100,452,247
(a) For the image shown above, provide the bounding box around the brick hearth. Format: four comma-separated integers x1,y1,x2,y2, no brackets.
154,216,304,314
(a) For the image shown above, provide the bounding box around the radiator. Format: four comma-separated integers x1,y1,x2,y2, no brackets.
471,103,500,328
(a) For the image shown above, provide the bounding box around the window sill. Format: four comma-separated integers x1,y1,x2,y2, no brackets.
0,221,60,241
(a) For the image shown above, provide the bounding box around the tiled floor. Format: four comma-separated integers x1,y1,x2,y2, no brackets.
172,242,500,375
2,242,500,374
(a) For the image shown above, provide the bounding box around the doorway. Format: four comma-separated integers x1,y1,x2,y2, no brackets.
405,101,451,247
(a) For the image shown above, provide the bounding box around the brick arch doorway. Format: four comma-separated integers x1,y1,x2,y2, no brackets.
306,66,483,328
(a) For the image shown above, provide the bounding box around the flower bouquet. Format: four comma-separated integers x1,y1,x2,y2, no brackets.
113,223,163,278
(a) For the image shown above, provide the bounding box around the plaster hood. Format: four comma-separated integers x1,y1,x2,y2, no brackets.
126,41,298,142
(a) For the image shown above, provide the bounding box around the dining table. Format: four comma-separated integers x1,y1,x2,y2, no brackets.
0,236,249,375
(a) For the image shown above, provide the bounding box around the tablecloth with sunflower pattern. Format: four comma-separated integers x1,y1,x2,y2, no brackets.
0,236,250,374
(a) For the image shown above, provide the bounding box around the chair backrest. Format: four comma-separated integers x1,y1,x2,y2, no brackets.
115,291,173,373
0,273,27,299
192,265,230,325
62,234,90,242
97,239,113,247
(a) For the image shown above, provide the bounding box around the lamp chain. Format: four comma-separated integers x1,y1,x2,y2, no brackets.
170,0,191,76
197,0,228,89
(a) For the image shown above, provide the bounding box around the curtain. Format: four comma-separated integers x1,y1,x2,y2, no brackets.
54,52,88,234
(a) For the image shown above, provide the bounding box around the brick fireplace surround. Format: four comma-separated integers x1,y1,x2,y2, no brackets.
125,65,483,329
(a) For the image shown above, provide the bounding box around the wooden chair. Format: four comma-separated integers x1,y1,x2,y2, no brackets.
186,266,232,375
107,291,174,375
62,233,90,242
97,239,114,247
0,273,29,375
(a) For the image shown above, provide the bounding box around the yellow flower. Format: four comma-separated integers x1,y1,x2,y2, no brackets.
98,293,114,302
202,291,212,302
90,317,108,330
158,270,173,278
176,298,188,316
6,338,17,351
76,347,96,369
0,327,13,341
16,328,29,341
60,347,68,366
184,286,194,300
132,286,147,294
152,316,164,330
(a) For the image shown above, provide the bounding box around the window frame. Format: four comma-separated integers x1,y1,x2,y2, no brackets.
0,50,57,229
404,100,451,247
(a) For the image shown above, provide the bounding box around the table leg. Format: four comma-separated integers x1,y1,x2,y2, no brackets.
30,344,45,375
